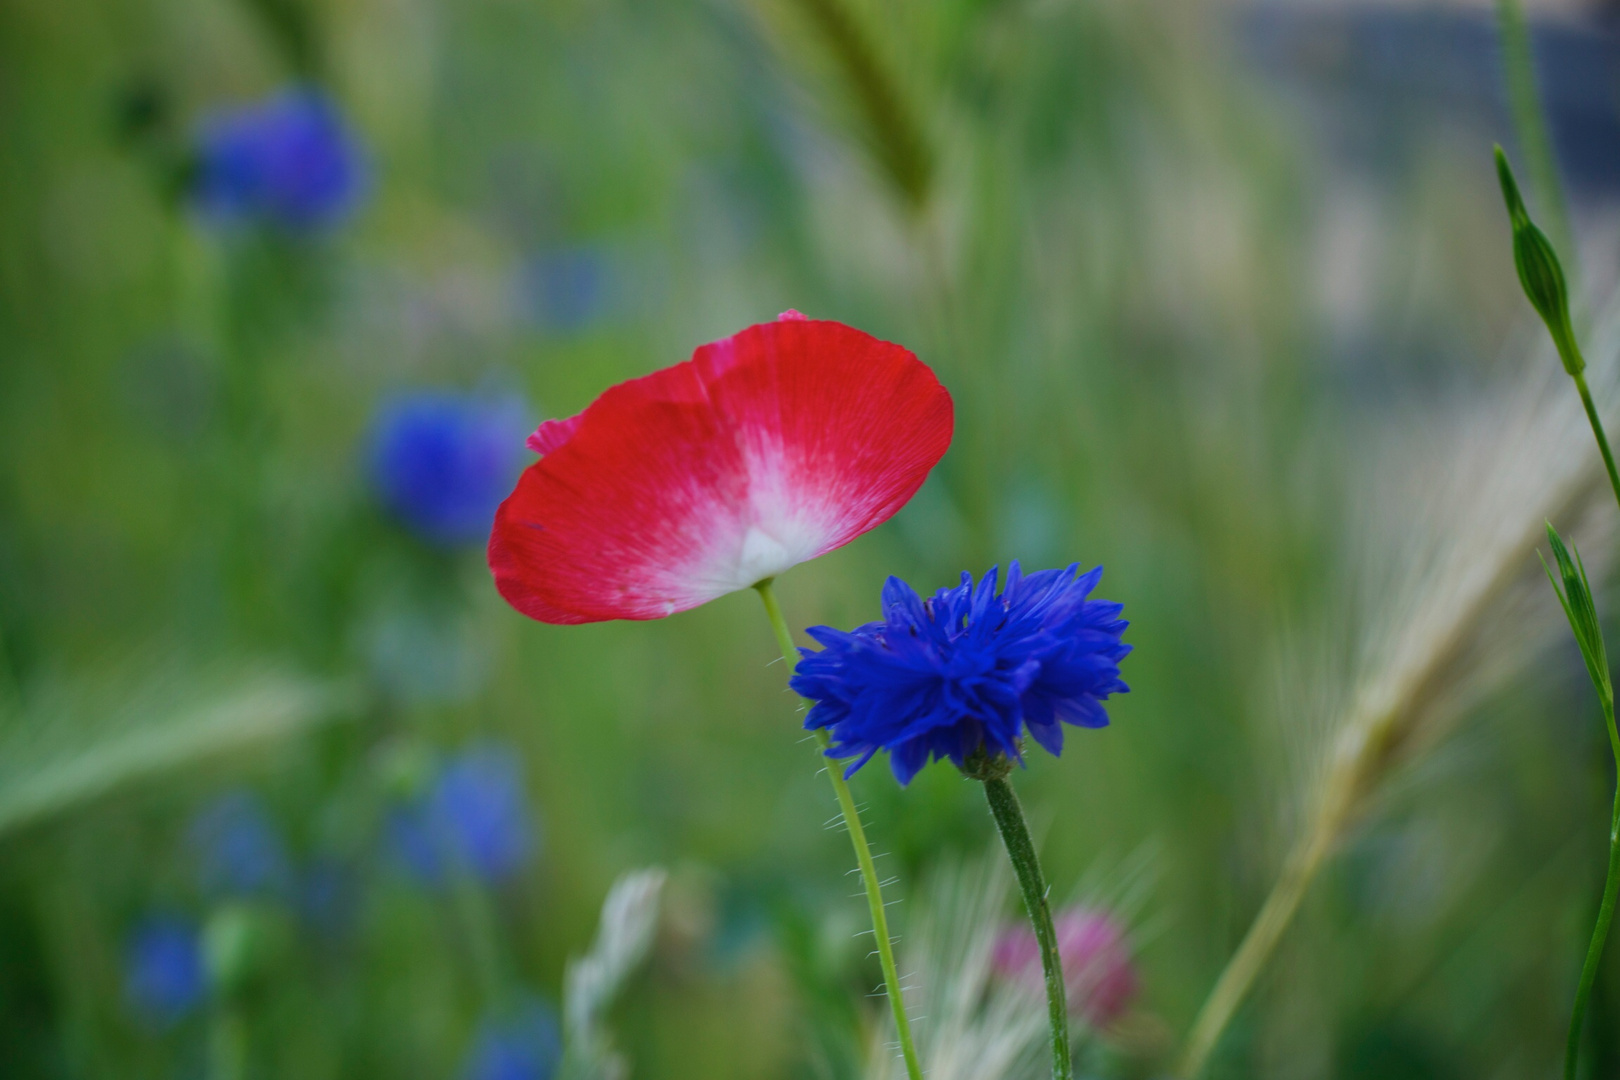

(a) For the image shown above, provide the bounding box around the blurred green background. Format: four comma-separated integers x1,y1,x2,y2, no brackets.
3,0,1620,1076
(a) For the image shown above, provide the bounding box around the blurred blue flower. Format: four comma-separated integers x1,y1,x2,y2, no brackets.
391,741,537,886
188,790,293,899
517,247,618,333
299,856,360,942
791,563,1130,786
462,997,562,1080
192,85,366,232
124,915,206,1027
367,391,530,547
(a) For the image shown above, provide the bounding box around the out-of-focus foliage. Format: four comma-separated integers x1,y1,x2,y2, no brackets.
3,0,1620,1076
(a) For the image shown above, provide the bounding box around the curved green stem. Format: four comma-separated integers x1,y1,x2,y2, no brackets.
754,580,924,1080
1573,371,1620,514
983,775,1073,1080
1177,816,1341,1078
1566,678,1620,1080
1567,741,1620,1080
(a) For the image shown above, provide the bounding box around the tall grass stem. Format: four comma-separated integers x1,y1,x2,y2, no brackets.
982,775,1073,1080
448,867,511,1009
209,1006,247,1080
789,0,932,210
1573,371,1620,511
0,614,18,709
1568,727,1620,1080
755,580,924,1080
1558,363,1620,1077
1177,825,1334,1078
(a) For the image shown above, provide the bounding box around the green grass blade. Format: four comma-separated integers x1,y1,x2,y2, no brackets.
0,659,359,838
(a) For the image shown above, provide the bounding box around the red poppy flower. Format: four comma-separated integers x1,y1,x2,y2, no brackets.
489,313,954,624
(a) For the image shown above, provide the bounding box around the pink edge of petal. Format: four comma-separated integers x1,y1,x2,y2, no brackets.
776,309,808,321
526,413,584,455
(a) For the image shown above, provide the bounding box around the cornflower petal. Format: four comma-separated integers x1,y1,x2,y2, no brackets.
791,562,1130,784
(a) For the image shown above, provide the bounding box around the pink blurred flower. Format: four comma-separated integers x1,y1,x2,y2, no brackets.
991,906,1137,1026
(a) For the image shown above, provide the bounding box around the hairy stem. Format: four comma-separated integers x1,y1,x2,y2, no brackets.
983,774,1073,1080
754,580,924,1080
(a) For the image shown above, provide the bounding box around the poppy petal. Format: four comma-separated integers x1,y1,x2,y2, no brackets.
525,414,583,455
490,318,953,623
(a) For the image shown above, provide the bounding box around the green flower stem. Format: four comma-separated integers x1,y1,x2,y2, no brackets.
754,580,924,1080
0,611,18,710
209,1004,248,1080
1572,370,1620,514
1495,0,1573,262
1569,705,1620,1080
1557,356,1620,1078
982,774,1073,1080
448,865,511,1009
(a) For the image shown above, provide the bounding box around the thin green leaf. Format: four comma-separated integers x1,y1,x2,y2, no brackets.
1543,522,1612,704
0,657,359,838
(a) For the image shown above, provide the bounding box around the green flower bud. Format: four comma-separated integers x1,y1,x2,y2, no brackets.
1496,146,1583,375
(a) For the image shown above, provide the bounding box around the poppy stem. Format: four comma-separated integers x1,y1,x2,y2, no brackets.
754,580,925,1080
982,773,1073,1080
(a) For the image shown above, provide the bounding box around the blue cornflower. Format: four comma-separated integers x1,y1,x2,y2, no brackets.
188,790,293,899
791,563,1130,786
367,391,530,547
124,915,207,1027
192,85,365,232
462,997,562,1080
391,741,537,886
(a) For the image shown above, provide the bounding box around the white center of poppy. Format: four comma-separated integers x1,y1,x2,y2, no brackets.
736,525,796,586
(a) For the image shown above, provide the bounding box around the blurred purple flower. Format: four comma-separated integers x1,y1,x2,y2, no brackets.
391,741,537,886
124,915,206,1027
367,391,530,547
188,790,293,900
991,906,1137,1027
462,997,562,1080
192,85,366,232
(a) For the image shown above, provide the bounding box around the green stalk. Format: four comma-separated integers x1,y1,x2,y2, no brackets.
1559,335,1620,1080
427,807,514,1009
209,1004,248,1080
1494,0,1573,262
447,866,511,1010
1573,370,1620,512
0,611,18,710
1569,700,1620,1080
1544,358,1620,1079
982,773,1073,1080
754,580,924,1080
